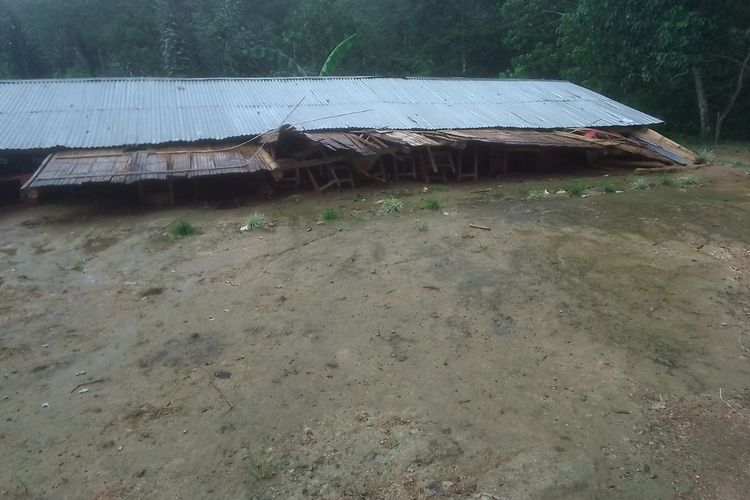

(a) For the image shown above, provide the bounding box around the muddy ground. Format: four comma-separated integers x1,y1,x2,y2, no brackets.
1,155,749,499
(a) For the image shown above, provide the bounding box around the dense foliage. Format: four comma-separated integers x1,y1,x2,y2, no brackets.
0,0,748,139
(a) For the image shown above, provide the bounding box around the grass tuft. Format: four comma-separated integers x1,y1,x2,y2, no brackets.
603,184,616,194
287,194,301,203
696,148,715,164
380,196,404,214
321,208,339,221
243,212,265,231
422,196,441,211
416,220,428,232
566,183,584,197
168,219,197,239
527,190,544,201
676,174,698,187
660,177,675,187
248,450,280,480
630,177,651,191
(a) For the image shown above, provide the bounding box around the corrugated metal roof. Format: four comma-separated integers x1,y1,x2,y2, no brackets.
0,77,662,151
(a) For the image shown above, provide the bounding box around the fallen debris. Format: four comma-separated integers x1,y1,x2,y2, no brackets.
210,381,234,410
70,378,105,394
469,224,492,231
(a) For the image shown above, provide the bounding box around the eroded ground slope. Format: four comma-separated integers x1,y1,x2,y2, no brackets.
1,164,749,499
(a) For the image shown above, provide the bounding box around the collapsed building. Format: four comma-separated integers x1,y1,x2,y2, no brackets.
0,77,698,205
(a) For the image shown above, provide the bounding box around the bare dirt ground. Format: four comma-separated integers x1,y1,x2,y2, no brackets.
1,157,749,499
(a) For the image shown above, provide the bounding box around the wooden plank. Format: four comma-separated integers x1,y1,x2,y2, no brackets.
171,153,191,178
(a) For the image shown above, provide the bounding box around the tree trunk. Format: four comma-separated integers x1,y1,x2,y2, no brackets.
714,50,750,144
692,67,711,138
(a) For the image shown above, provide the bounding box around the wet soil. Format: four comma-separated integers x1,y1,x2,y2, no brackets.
1,163,749,499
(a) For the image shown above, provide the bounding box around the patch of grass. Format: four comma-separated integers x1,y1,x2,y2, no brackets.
70,261,86,273
630,177,651,191
566,183,584,197
423,196,442,211
320,208,339,221
660,177,675,187
168,219,197,239
478,242,491,253
730,159,747,170
603,184,616,194
379,196,404,214
17,478,29,496
527,190,545,200
696,148,715,163
248,450,280,480
287,194,301,203
676,174,698,187
416,221,428,232
243,212,265,231
56,260,86,273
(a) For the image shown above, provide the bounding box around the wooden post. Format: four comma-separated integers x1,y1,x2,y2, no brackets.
473,146,479,180
167,179,175,206
137,181,145,206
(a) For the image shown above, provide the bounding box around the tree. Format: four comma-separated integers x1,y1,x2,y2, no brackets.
504,0,750,140
158,0,205,76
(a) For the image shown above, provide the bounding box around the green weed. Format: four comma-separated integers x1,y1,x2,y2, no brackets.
416,221,429,232
56,260,86,273
527,190,544,200
243,212,265,231
696,148,715,163
566,183,584,197
249,450,280,480
423,196,441,211
380,196,404,214
660,177,675,187
287,194,301,203
676,174,698,187
603,184,616,193
321,208,339,221
168,219,197,239
630,178,651,191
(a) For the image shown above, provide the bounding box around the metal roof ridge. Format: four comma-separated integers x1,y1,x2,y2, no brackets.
0,76,576,84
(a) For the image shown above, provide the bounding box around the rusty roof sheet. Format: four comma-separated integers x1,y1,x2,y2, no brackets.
24,145,274,188
304,132,393,156
0,77,662,151
436,129,604,148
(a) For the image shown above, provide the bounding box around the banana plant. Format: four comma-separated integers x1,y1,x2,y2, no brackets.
319,34,357,77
